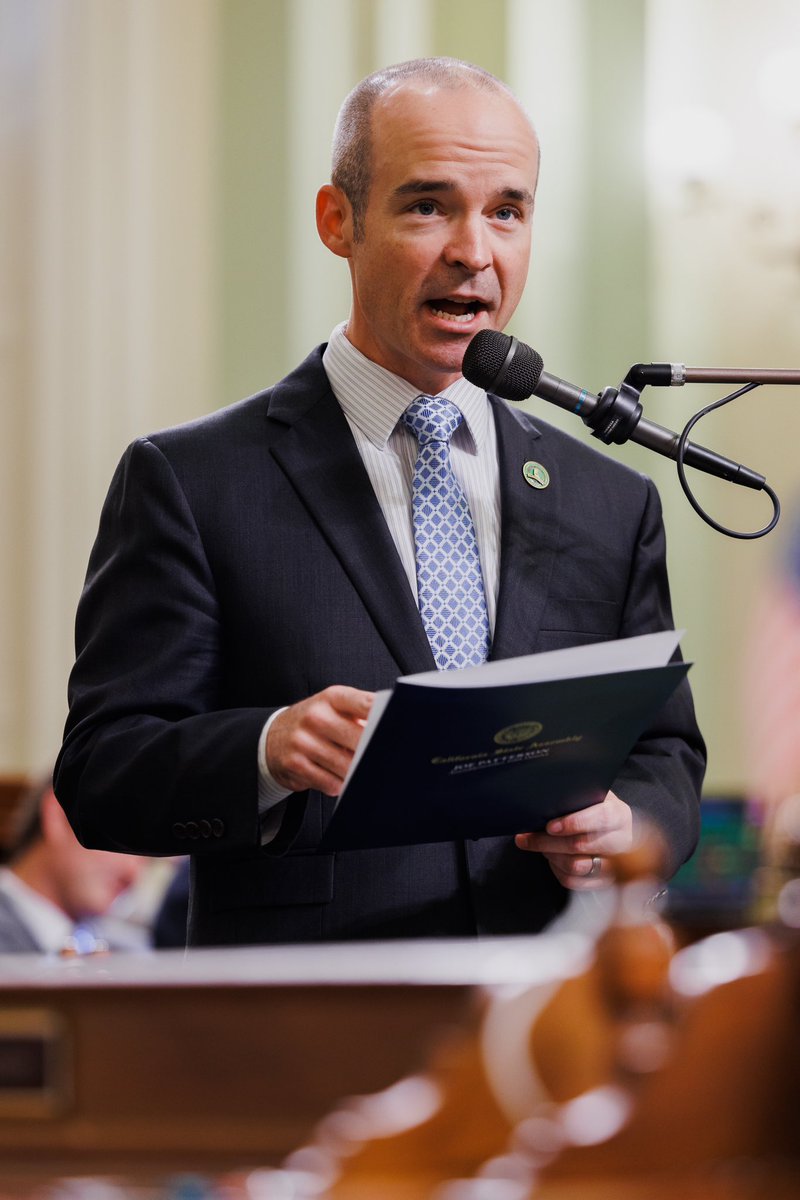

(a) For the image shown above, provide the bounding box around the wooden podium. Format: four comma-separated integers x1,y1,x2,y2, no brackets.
2,912,799,1198
0,935,588,1182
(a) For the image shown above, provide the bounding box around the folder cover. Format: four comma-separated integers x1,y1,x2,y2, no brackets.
319,631,690,851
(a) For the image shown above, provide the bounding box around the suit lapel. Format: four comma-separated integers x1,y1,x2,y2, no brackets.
264,352,562,675
267,360,435,677
490,396,562,660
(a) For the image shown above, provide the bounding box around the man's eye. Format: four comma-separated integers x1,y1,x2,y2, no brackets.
411,200,437,216
495,207,519,222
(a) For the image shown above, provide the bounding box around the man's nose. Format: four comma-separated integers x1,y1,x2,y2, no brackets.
443,216,491,272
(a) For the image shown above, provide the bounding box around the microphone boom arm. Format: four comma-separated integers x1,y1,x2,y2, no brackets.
460,331,785,538
625,363,800,388
535,373,766,491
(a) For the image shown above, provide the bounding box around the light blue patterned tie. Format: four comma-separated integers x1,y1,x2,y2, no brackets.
402,396,491,670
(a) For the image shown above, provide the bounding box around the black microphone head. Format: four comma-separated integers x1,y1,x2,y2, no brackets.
462,330,544,402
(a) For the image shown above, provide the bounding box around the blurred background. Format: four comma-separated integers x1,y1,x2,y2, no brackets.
1,0,798,805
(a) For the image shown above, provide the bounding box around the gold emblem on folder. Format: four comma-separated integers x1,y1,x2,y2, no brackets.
494,721,543,746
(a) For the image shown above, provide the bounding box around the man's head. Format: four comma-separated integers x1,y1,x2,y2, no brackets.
317,58,540,395
4,776,145,923
331,59,528,240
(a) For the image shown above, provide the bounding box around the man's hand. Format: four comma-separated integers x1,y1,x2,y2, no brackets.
514,790,633,889
265,686,374,795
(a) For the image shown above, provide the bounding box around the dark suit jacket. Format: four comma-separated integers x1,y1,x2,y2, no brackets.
55,346,705,946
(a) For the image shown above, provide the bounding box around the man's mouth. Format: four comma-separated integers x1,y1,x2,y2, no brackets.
426,298,488,324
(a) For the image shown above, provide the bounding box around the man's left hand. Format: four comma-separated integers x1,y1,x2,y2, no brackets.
514,790,633,889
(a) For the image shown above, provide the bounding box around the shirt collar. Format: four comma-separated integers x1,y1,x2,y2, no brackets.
322,322,492,452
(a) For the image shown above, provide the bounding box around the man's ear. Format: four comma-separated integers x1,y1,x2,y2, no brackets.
316,184,354,258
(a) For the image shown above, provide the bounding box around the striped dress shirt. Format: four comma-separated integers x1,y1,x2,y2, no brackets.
323,322,501,628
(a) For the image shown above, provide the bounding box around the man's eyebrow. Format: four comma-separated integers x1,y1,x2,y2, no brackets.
502,186,536,206
392,180,535,206
393,179,455,196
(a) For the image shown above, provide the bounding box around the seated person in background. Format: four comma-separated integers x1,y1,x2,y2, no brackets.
0,774,147,954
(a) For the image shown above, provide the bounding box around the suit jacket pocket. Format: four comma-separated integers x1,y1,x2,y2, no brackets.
539,598,621,644
205,853,335,912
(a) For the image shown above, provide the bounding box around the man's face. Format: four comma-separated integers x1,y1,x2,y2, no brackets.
57,842,145,922
43,793,146,922
343,82,539,394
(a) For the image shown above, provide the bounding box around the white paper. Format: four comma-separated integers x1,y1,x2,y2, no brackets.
401,629,683,689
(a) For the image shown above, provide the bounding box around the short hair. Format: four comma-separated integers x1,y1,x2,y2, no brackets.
1,773,52,865
331,57,519,240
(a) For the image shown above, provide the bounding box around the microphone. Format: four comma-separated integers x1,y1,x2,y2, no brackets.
462,330,767,492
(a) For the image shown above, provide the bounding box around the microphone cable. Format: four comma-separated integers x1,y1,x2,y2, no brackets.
675,382,780,539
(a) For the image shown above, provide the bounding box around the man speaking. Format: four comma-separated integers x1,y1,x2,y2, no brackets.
55,58,705,946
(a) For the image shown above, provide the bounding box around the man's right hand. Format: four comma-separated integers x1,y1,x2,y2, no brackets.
265,686,374,796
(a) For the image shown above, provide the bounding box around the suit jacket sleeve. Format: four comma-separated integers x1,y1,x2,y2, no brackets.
55,435,273,856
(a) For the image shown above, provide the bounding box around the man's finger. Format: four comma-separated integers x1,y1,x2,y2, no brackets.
302,688,374,751
545,791,628,837
326,686,375,719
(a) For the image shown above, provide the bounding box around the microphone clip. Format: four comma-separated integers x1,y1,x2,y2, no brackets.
585,382,644,447
590,371,779,540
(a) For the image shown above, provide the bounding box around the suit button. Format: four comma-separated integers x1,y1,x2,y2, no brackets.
211,818,225,838
172,822,186,839
199,819,212,839
185,821,200,839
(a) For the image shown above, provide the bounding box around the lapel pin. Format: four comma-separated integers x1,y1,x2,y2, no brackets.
522,461,550,490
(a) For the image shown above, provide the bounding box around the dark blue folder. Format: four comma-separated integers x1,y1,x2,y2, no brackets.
320,633,690,851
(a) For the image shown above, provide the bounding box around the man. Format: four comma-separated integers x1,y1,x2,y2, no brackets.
0,775,146,954
55,58,705,946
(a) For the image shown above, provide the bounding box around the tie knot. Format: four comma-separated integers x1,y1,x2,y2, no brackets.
402,396,463,446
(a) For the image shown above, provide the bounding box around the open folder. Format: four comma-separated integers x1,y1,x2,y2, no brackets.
319,630,690,852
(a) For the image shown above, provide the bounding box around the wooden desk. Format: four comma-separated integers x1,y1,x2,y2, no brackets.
0,934,588,1178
